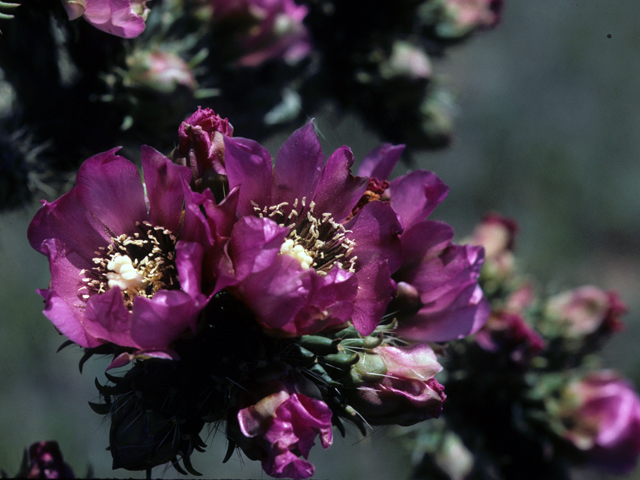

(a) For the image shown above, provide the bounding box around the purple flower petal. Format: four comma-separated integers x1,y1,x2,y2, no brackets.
38,287,100,348
237,385,332,479
74,148,147,239
345,200,403,273
357,143,405,180
141,145,191,235
271,121,324,209
312,146,368,222
236,255,311,331
398,283,490,342
129,290,198,349
83,0,147,38
351,261,396,336
276,266,357,336
83,287,140,348
38,238,91,309
175,240,206,305
28,188,111,264
224,136,273,216
398,220,454,269
389,170,449,230
225,216,290,284
181,186,216,246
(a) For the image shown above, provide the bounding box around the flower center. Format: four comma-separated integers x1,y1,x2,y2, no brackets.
80,221,178,309
254,197,357,275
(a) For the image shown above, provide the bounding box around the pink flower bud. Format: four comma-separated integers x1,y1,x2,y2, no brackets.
62,0,149,38
444,0,503,31
379,41,432,81
174,107,234,193
475,311,544,366
546,286,626,337
470,212,518,258
559,371,640,473
23,441,75,479
126,49,196,94
348,343,446,426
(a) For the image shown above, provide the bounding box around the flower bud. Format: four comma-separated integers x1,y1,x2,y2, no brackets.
468,212,518,281
556,371,640,474
211,0,311,67
546,286,626,337
425,0,504,39
125,48,196,94
474,310,545,366
379,41,432,81
347,343,446,426
434,432,474,480
19,441,75,479
172,107,234,196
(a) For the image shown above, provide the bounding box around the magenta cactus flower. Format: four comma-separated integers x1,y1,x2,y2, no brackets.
559,371,640,473
348,343,446,426
211,0,311,66
358,144,490,342
235,381,333,479
60,0,149,38
209,122,402,337
28,147,209,367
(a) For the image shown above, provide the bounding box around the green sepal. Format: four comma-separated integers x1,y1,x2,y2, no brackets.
298,335,341,355
321,352,360,369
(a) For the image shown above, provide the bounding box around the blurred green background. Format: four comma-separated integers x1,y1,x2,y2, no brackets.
2,1,640,478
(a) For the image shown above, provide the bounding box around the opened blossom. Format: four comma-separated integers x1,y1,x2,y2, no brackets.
28,148,208,366
358,144,490,342
61,0,149,38
234,380,333,479
207,122,402,337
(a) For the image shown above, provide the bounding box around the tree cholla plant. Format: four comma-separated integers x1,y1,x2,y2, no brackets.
28,109,489,478
404,214,640,480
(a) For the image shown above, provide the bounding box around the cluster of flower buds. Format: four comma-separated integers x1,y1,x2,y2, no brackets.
3,441,76,479
0,0,505,212
406,213,640,480
28,108,490,478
